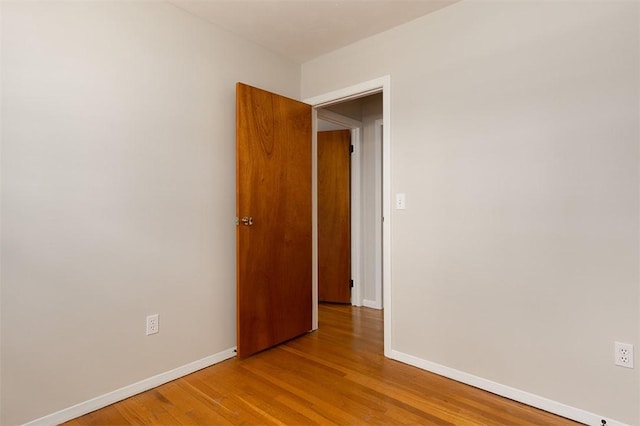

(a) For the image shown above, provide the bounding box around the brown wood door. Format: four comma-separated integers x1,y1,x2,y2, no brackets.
236,83,312,358
318,130,351,303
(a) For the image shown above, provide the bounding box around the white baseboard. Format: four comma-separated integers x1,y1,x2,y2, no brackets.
390,349,629,426
24,347,237,426
362,299,382,309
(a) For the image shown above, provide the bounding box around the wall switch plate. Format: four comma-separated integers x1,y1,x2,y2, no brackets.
396,193,406,210
146,314,159,336
614,342,633,368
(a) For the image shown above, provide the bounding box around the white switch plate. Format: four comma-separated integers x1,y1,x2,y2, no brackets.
396,193,406,210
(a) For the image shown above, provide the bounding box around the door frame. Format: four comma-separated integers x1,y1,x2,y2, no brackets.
366,118,384,310
304,75,392,357
317,110,363,307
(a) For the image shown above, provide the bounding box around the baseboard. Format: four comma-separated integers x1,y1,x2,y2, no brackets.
390,350,629,426
362,299,382,309
24,347,237,426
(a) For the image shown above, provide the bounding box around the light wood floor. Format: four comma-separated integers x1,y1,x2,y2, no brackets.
66,304,580,425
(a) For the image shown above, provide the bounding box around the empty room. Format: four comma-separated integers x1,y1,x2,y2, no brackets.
1,1,639,425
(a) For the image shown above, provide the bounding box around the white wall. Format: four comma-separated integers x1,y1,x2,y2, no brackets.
360,95,383,307
324,101,363,122
0,1,299,424
303,2,639,424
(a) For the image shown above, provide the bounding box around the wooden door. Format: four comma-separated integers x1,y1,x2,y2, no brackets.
318,130,351,303
236,83,312,358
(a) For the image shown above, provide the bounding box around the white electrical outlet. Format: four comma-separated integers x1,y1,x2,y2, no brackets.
146,314,159,336
614,342,634,368
396,193,406,210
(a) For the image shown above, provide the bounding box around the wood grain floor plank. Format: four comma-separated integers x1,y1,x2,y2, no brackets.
64,403,130,426
148,381,232,425
65,304,580,425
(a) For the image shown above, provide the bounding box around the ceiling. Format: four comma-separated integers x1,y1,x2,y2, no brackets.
168,1,459,63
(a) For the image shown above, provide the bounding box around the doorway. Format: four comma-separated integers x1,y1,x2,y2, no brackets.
304,76,392,357
317,94,382,308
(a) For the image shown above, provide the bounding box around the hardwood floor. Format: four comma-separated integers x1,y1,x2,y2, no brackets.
66,304,580,425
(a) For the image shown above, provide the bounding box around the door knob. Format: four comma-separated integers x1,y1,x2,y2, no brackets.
241,216,253,226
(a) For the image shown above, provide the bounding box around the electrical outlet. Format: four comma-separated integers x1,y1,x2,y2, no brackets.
396,193,406,210
614,342,633,368
146,314,159,336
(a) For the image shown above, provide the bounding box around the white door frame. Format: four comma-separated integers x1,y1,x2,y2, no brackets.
370,118,384,310
304,75,392,357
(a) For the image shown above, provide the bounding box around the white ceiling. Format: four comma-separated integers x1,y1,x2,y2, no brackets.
168,1,459,63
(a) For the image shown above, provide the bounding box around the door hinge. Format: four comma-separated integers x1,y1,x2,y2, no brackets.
349,144,354,154
350,279,354,288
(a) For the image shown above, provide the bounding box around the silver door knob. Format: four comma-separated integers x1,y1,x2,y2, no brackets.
241,216,253,226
